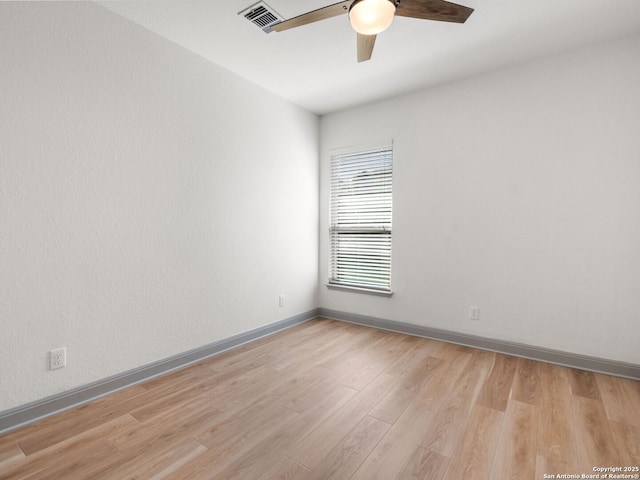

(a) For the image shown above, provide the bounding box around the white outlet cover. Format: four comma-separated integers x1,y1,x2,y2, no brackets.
50,348,66,370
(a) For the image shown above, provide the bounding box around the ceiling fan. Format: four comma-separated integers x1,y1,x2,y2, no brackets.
270,0,474,62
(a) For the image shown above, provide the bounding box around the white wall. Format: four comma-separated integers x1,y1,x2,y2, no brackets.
2,2,638,416
0,2,319,411
320,34,640,364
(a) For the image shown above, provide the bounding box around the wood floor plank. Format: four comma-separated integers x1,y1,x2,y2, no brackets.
302,415,390,480
444,404,504,480
328,331,409,391
282,373,344,414
128,370,228,423
511,358,542,406
100,438,209,480
369,355,442,424
610,420,640,465
571,396,622,471
207,366,292,412
17,390,153,456
271,330,357,373
429,340,474,362
209,319,331,366
382,335,440,376
267,362,332,398
396,447,450,480
197,319,335,376
119,364,291,451
263,320,360,372
206,386,357,480
349,400,437,480
421,349,494,457
17,439,118,480
287,371,399,469
88,412,228,480
1,415,137,480
476,354,517,412
534,455,579,479
318,327,389,373
490,400,539,480
536,363,578,472
596,374,640,426
0,442,24,471
107,395,222,451
415,345,474,410
255,457,311,480
1,385,147,455
567,368,602,400
171,384,355,480
195,394,298,454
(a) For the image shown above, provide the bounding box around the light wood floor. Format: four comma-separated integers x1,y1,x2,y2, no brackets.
1,319,638,479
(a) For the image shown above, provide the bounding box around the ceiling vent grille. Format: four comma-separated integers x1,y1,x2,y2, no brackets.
239,1,284,33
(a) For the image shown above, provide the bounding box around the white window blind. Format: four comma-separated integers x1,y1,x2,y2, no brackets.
329,145,393,292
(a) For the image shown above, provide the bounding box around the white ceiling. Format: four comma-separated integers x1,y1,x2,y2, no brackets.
98,0,640,115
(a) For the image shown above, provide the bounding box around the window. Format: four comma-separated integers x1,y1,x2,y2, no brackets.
329,145,393,293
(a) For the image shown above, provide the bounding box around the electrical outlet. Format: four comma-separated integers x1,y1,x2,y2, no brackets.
50,348,66,370
279,295,285,307
469,306,480,321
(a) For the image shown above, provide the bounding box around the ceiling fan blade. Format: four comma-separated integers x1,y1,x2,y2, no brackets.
395,0,473,23
357,33,376,62
271,0,352,32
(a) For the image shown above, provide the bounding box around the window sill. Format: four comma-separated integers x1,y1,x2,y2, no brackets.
325,284,393,297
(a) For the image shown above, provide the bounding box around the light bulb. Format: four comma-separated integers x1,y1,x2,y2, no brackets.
349,0,396,35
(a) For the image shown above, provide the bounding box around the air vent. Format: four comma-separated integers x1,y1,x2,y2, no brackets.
239,1,284,33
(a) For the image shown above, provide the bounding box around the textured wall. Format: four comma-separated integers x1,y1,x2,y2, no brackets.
0,2,319,411
320,34,640,364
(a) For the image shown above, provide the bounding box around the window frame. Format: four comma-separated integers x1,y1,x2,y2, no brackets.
327,144,393,295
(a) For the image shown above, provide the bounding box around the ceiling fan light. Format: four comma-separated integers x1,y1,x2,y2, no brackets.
349,0,396,35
